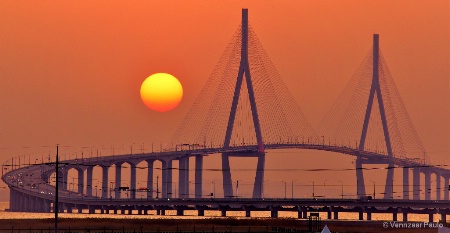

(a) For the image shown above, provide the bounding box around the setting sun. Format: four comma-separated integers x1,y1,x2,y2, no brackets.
140,73,183,112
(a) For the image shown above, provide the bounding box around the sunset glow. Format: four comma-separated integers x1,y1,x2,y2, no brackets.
140,73,183,112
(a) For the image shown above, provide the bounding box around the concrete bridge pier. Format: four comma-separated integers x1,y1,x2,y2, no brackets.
86,166,93,196
402,211,408,221
413,168,420,200
43,200,51,213
221,210,227,217
162,160,173,198
221,154,233,198
198,209,205,216
177,209,184,216
115,162,123,199
445,176,449,200
333,211,339,220
436,173,441,200
130,162,136,199
146,160,154,199
428,213,433,222
296,207,305,218
77,168,84,194
403,167,409,200
270,210,278,218
358,210,364,220
101,165,109,198
178,157,188,198
441,213,447,222
392,211,397,221
245,210,251,217
61,170,68,190
252,153,265,199
195,155,203,198
367,211,372,220
424,171,431,200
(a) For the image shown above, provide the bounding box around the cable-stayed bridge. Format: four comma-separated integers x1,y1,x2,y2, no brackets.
2,9,449,221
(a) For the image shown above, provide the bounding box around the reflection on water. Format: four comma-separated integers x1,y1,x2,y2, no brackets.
0,202,443,222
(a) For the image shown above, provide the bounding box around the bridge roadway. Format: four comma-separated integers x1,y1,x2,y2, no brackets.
2,143,450,221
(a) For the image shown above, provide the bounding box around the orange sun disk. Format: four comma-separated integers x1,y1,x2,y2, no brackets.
140,73,183,112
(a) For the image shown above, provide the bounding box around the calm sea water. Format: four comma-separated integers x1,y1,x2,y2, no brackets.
0,202,443,222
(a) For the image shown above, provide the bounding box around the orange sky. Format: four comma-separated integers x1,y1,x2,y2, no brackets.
0,1,448,199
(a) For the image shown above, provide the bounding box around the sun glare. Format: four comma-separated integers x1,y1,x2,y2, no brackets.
140,73,183,112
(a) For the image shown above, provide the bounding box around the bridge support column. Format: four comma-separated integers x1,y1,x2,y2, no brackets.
177,209,184,216
252,153,265,199
115,162,123,199
246,210,251,217
271,210,278,218
356,157,366,198
9,189,14,211
392,212,397,221
101,165,109,198
162,160,173,198
62,170,68,190
178,157,188,198
221,210,227,217
445,176,449,200
327,211,332,219
402,212,408,221
195,155,203,198
367,211,372,221
436,173,441,200
441,213,447,223
333,211,339,220
221,154,233,198
78,168,84,194
403,167,409,200
384,164,394,199
359,211,364,220
429,213,433,222
87,166,93,196
413,168,420,200
146,160,154,199
425,171,431,200
130,163,136,199
198,209,204,216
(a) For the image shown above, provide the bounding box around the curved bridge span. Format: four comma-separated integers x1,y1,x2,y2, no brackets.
2,144,449,217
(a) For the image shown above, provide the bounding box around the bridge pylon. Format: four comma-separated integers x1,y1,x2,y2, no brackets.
222,9,265,199
357,34,395,199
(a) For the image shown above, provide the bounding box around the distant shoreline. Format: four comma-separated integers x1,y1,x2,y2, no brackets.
0,218,446,233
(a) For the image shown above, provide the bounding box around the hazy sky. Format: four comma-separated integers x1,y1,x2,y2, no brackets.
0,1,448,199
